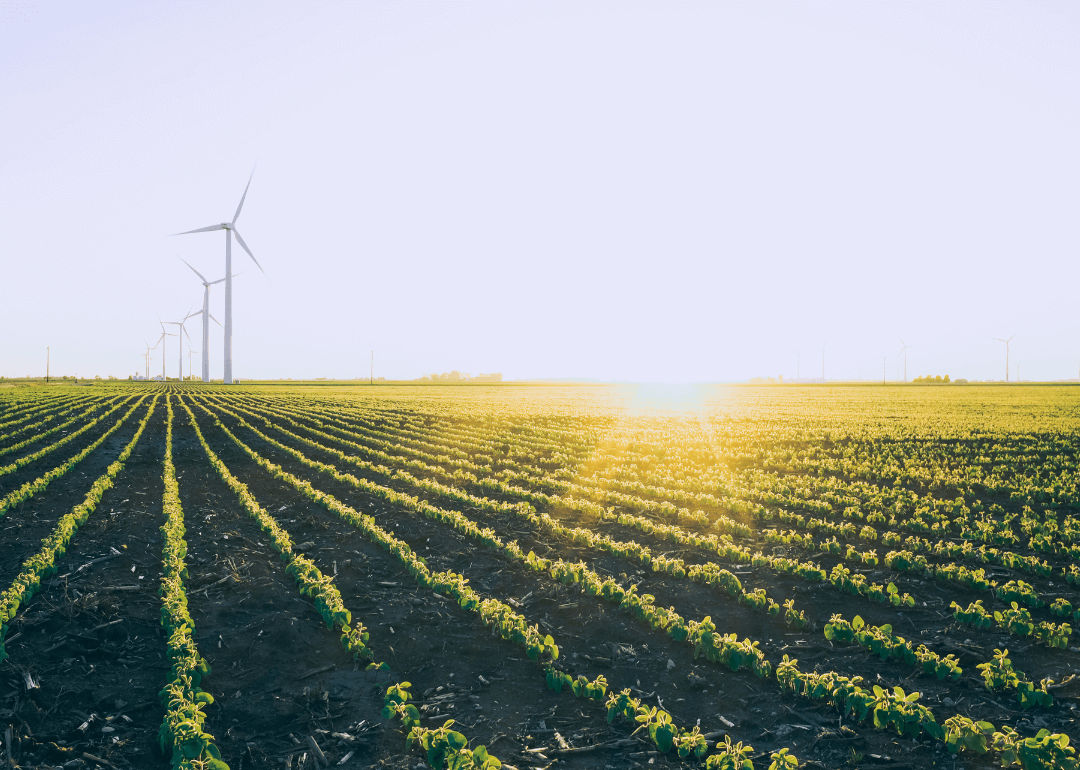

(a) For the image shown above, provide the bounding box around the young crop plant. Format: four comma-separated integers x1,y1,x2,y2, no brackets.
824,615,962,680
950,599,994,630
992,727,1079,769
977,649,1054,709
383,683,501,769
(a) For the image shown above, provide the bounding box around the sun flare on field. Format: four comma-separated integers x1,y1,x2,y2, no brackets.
620,383,716,414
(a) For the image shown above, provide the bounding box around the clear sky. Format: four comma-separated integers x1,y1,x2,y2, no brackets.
2,2,1077,382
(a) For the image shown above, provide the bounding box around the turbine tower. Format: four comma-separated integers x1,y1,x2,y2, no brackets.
994,336,1014,382
181,259,228,383
162,318,192,381
176,174,264,385
143,340,154,381
899,339,911,382
156,327,175,380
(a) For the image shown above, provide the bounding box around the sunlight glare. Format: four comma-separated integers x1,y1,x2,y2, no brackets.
620,383,713,415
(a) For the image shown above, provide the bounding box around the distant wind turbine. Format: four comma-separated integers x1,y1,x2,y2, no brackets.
143,340,154,381
181,259,229,383
994,336,1014,382
162,317,193,381
899,339,911,383
156,327,176,381
176,173,264,385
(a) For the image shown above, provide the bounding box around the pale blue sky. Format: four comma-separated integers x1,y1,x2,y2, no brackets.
1,2,1077,381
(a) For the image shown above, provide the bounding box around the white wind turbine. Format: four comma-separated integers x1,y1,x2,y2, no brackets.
156,327,175,381
143,340,154,381
899,339,911,382
176,174,264,384
180,259,228,383
995,336,1014,382
162,317,193,381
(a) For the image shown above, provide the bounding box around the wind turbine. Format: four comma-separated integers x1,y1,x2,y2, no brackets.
156,327,175,381
188,348,199,380
899,339,911,383
143,340,155,380
181,259,228,383
994,336,1014,382
162,318,192,381
176,174,264,385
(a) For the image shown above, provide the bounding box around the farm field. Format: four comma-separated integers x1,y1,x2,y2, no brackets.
0,383,1079,770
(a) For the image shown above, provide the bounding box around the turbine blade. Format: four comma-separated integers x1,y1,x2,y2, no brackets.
209,276,228,285
232,171,254,224
181,258,209,283
208,313,223,328
232,229,264,273
175,224,225,236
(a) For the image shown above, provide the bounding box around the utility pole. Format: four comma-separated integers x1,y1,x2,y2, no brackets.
46,346,50,383
370,350,374,385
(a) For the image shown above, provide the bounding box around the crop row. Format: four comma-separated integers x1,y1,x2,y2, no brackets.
0,396,147,519
0,396,157,663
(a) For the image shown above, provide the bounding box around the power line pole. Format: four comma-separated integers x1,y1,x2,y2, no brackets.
46,346,50,383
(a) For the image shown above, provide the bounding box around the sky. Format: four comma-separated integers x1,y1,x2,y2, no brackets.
1,1,1078,382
